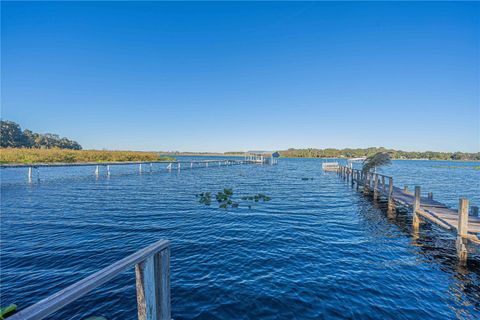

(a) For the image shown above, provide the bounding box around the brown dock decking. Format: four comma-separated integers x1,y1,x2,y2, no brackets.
334,165,480,261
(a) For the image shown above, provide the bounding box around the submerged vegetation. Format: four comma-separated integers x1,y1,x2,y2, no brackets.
197,189,271,209
0,148,174,164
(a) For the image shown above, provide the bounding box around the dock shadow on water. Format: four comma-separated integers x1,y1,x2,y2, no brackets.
1,158,480,319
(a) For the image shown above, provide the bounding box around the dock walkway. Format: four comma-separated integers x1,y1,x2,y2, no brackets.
1,158,273,183
335,165,479,261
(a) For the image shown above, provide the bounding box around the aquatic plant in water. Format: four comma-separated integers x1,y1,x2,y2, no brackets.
197,189,271,209
216,188,239,209
196,192,212,206
241,193,271,202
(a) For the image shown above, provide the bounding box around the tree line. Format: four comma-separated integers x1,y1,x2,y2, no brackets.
0,120,82,150
279,147,480,161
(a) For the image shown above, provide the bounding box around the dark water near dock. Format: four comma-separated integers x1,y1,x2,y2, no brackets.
1,158,480,319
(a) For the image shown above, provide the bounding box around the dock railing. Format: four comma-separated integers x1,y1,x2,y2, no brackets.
8,240,171,320
335,164,480,262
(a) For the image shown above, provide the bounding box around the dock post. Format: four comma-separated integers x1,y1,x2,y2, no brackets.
456,198,469,262
387,177,394,211
135,246,171,320
351,169,354,187
150,163,152,173
373,174,379,200
381,176,386,193
428,192,433,200
403,185,409,193
28,166,33,183
139,164,142,174
95,165,99,177
363,172,368,195
471,206,479,217
107,165,111,176
356,171,360,191
412,186,421,231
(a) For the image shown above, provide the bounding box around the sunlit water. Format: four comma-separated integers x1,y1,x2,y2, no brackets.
1,158,479,319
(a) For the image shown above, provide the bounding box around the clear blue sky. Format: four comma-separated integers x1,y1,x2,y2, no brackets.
2,1,479,152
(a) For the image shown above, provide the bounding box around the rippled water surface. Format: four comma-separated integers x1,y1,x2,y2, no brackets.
1,158,480,319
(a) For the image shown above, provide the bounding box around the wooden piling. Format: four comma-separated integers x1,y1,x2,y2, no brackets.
412,186,421,231
95,165,99,177
428,192,433,200
457,198,469,262
107,165,111,176
458,198,469,237
373,174,379,200
28,167,33,183
387,177,394,211
135,247,171,320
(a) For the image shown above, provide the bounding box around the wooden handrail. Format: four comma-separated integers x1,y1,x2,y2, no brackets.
9,240,171,320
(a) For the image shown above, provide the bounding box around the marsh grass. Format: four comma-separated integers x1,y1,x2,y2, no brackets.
0,148,175,164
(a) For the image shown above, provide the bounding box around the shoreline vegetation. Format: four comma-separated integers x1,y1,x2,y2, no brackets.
0,148,175,164
164,148,480,161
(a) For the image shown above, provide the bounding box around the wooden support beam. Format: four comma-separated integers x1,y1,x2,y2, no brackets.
135,247,171,320
412,186,421,231
373,174,379,200
381,176,386,194
456,198,469,262
403,185,408,193
458,198,469,237
387,177,394,211
428,192,433,200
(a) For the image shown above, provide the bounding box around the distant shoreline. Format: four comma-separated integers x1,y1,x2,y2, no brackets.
167,153,479,162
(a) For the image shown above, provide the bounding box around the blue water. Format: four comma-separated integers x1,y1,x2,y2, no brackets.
1,158,480,319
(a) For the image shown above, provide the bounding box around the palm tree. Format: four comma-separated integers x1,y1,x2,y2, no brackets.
362,152,391,174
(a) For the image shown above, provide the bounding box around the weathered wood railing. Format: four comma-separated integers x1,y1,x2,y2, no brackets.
336,164,480,262
9,240,171,320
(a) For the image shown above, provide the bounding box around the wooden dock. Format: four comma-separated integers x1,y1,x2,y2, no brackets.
7,240,171,320
0,158,275,183
335,165,479,262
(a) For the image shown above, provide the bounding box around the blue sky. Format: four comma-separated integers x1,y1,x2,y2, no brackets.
2,2,479,152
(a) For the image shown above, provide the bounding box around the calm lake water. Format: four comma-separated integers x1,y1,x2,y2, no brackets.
1,158,480,319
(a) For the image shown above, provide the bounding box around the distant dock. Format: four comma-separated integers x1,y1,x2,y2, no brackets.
1,153,279,183
335,165,479,262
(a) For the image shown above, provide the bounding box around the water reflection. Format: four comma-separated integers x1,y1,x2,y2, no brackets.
353,183,480,314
